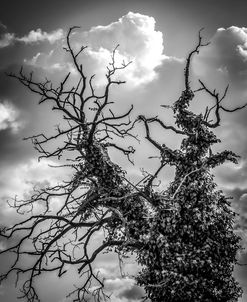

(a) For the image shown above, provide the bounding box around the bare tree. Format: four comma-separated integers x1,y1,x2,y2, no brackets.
0,27,148,302
0,28,246,302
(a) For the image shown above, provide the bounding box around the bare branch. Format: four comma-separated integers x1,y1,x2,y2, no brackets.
184,28,210,92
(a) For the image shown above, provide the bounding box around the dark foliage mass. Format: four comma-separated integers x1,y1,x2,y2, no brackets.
0,28,246,302
136,33,244,302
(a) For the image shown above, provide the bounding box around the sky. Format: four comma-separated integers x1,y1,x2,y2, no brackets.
1,0,247,301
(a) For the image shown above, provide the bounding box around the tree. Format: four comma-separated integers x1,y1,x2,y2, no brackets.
0,26,145,302
0,28,245,302
136,31,246,302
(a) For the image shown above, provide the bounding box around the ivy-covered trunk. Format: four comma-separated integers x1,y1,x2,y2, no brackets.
137,167,242,301
136,37,243,301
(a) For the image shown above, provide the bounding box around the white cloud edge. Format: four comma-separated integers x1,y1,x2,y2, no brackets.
0,11,186,93
23,50,76,74
81,12,180,86
23,12,183,86
0,28,64,48
0,100,23,133
0,158,70,227
16,28,64,44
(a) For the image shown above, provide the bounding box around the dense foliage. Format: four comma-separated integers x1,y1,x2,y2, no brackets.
136,90,242,302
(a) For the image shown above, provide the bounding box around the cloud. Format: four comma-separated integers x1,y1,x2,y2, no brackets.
214,157,247,191
76,12,180,86
0,158,66,200
0,23,14,48
0,158,68,226
24,50,76,73
0,33,15,48
0,27,64,48
118,284,145,301
194,26,247,90
105,277,135,291
0,100,22,132
4,13,183,88
90,252,144,301
16,28,64,44
101,277,144,302
191,26,247,176
0,22,7,30
0,241,7,251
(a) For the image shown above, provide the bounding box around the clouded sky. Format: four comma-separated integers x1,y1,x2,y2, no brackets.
1,0,247,301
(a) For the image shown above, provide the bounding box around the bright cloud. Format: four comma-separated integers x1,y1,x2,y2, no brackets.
24,50,76,74
0,158,66,200
0,33,15,48
0,101,22,132
79,12,176,86
215,159,247,191
16,28,64,44
0,241,7,251
19,13,183,86
102,277,144,301
0,28,64,48
0,158,69,226
105,277,135,291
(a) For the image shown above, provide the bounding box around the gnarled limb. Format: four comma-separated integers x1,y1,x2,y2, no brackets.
198,80,247,128
1,27,144,302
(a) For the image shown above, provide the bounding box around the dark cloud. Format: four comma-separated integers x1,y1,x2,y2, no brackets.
0,22,7,31
118,284,145,300
214,158,247,191
226,187,247,203
0,64,39,106
0,62,71,168
0,129,33,166
0,66,39,167
195,26,247,90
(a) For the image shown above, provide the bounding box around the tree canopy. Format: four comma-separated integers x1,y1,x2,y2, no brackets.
0,28,246,302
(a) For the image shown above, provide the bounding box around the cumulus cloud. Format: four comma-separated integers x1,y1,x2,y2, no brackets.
0,27,64,48
99,277,144,301
118,285,145,301
0,241,7,251
90,252,144,301
0,22,7,30
24,50,76,73
0,101,22,132
0,22,13,48
214,157,247,191
76,12,179,86
16,28,64,44
0,33,15,48
192,26,247,160
0,158,68,226
194,26,247,90
10,13,183,86
0,158,66,200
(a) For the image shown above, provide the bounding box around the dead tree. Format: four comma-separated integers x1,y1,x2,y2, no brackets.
0,27,148,302
0,28,246,302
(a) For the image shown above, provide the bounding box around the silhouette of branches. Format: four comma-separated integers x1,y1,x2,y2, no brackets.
1,27,142,302
1,28,245,302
